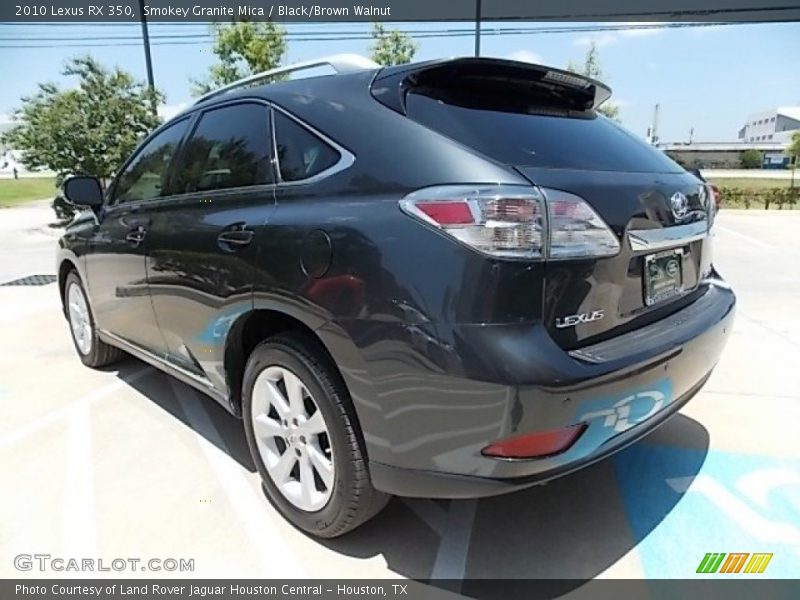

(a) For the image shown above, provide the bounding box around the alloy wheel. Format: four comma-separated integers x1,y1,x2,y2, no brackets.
67,282,93,356
251,365,335,512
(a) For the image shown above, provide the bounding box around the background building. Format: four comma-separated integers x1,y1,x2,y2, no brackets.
738,106,800,144
658,106,799,169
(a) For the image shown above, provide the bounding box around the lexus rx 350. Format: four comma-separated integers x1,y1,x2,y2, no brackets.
58,55,735,537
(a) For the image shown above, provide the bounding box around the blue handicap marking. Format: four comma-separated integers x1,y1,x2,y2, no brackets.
571,378,674,456
614,443,800,578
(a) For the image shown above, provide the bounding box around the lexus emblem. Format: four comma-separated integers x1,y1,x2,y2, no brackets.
670,192,689,220
555,309,605,329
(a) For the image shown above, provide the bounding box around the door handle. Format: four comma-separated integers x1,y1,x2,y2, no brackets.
126,226,147,246
217,228,254,248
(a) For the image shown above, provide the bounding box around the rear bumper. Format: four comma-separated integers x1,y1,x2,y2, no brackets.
370,370,708,498
367,279,735,498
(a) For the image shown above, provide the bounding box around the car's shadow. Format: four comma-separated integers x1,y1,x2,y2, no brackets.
110,357,258,472
112,356,710,596
322,412,709,596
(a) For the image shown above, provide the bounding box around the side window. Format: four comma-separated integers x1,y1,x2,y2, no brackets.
113,119,189,204
274,112,340,182
175,103,273,194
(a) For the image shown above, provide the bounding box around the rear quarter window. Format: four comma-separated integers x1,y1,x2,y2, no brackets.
406,91,681,173
274,112,340,182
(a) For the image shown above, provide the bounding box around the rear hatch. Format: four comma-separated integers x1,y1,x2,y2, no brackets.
373,58,714,349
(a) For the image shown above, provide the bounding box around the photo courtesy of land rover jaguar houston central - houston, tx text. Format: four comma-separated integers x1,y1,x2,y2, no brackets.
57,54,735,537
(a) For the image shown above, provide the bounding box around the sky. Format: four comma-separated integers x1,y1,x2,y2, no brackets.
1,20,799,143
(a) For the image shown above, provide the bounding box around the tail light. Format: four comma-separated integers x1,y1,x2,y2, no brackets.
400,185,545,258
400,184,619,260
481,423,587,459
544,188,621,259
700,183,717,230
710,184,721,206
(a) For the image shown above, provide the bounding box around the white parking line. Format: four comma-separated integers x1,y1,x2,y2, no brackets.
0,366,153,450
0,299,58,324
715,225,777,250
430,499,478,581
403,499,446,536
169,379,307,577
425,388,511,582
63,401,97,564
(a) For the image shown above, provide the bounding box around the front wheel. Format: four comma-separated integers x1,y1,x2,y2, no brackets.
64,271,124,368
242,331,389,537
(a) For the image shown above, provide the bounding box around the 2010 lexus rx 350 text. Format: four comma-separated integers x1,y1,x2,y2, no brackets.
57,55,735,537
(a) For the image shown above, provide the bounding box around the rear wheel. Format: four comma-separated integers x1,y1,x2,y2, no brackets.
64,271,124,368
242,331,389,537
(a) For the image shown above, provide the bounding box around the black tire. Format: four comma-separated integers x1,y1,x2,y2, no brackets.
242,331,390,538
63,271,125,368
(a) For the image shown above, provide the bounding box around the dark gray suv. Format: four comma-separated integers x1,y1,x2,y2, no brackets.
58,55,735,537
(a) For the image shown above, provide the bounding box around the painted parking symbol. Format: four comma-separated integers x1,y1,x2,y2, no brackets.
614,444,800,578
581,389,667,433
574,378,674,453
668,468,800,547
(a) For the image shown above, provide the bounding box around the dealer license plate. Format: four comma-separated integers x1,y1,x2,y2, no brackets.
644,249,684,306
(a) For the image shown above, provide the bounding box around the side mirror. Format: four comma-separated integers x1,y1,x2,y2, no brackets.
63,175,104,208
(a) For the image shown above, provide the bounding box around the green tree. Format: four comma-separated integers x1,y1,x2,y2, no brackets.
788,131,800,167
566,41,620,121
740,149,763,169
192,21,287,96
786,131,800,190
370,23,417,66
1,56,162,219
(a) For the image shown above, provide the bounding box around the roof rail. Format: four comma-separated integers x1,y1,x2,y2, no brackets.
194,53,380,105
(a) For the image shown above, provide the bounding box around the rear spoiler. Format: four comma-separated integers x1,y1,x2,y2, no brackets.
371,57,612,114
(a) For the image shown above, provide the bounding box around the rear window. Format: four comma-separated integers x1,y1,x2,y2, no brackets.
406,91,681,173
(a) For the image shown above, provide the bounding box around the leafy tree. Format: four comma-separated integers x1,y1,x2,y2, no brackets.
788,130,800,167
566,41,620,121
740,149,763,169
788,130,800,190
192,21,287,96
370,23,417,66
0,56,162,220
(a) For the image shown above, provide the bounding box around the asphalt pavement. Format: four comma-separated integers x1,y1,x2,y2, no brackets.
1,204,798,583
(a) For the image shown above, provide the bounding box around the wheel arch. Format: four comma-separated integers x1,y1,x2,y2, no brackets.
224,306,377,465
225,309,316,415
58,258,80,317
224,308,350,413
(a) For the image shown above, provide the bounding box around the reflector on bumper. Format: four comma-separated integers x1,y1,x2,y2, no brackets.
481,423,587,459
